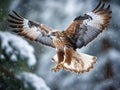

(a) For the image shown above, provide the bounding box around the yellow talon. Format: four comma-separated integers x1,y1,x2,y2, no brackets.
59,62,65,68
52,62,65,72
52,64,60,72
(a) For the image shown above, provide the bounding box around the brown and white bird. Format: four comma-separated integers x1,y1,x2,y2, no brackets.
8,2,112,74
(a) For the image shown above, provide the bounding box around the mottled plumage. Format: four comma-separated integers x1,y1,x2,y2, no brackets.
8,2,112,73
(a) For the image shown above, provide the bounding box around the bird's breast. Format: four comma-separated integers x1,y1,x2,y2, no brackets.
52,38,67,49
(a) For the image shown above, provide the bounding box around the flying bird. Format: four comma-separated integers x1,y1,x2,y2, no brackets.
8,2,112,74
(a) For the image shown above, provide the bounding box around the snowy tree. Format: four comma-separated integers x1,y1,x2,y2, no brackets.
0,32,50,90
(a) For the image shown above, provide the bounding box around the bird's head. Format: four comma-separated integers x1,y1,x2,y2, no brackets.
48,30,64,39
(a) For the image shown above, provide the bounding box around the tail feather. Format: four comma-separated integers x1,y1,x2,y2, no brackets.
52,51,96,74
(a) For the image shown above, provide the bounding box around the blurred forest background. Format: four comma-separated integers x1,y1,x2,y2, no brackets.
0,0,120,90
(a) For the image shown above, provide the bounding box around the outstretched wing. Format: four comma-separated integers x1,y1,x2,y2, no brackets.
8,11,55,48
64,2,112,48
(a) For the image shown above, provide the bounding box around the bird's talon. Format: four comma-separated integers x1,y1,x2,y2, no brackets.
52,64,60,72
59,62,65,68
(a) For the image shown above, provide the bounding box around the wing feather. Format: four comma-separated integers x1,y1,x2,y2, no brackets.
8,11,55,48
64,2,112,48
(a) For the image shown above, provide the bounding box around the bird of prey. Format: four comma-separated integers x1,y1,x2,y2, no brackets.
8,2,112,74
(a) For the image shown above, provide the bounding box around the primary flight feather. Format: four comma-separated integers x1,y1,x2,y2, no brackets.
8,2,112,73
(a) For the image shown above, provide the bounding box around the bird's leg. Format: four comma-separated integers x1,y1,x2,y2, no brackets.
52,64,60,72
52,50,64,72
59,46,74,68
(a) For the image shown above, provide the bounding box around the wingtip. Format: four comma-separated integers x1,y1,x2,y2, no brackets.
9,25,14,28
12,10,18,15
95,3,105,13
12,10,16,13
106,4,111,10
7,19,12,23
9,25,15,28
101,3,105,8
8,14,12,17
12,30,18,33
9,24,23,28
92,1,102,12
12,10,24,19
98,1,102,6
93,1,112,14
12,29,22,33
8,12,23,21
106,4,112,14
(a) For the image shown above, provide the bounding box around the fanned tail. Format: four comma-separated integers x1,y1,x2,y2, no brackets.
52,51,96,74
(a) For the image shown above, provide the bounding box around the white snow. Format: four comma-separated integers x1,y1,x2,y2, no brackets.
16,72,50,90
0,32,36,66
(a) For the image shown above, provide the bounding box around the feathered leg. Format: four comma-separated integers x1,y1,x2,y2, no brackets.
59,46,74,68
52,50,64,72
